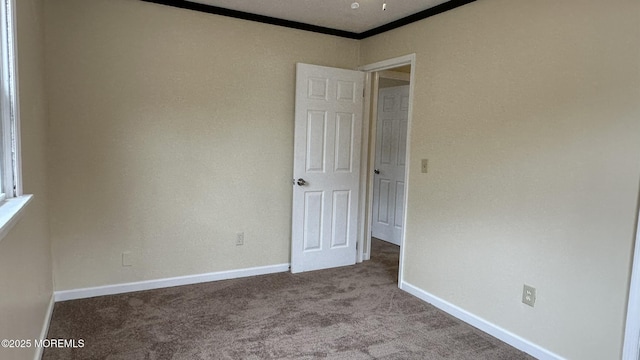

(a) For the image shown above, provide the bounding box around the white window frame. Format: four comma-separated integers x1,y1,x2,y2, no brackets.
0,0,32,243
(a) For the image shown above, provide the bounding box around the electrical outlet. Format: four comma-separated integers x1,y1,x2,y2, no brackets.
122,251,132,267
236,232,244,246
421,159,428,173
522,284,536,307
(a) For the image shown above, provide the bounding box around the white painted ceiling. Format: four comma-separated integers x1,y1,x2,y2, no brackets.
188,0,451,34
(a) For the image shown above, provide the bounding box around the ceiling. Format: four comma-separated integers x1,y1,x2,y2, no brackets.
190,0,450,33
144,0,475,39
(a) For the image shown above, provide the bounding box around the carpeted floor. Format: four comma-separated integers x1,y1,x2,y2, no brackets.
44,239,534,359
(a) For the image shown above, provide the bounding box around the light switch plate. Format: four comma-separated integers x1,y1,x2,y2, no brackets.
522,284,536,307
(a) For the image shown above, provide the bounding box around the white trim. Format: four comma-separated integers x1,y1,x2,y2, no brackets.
0,194,32,242
54,263,290,302
7,0,20,197
365,71,380,262
34,294,55,360
358,53,416,287
401,281,565,360
358,54,415,73
357,71,372,264
623,208,640,360
0,0,21,198
358,71,378,263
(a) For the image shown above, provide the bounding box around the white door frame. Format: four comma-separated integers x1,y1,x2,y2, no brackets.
623,203,640,359
356,54,416,288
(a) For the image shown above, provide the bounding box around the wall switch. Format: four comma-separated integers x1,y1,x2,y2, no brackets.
122,251,132,267
236,232,244,246
421,159,428,173
522,284,536,307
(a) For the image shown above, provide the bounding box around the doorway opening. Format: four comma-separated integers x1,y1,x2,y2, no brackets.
357,54,416,287
289,54,416,281
371,69,410,248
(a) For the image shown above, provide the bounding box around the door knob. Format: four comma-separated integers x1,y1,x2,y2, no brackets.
374,169,380,174
296,178,307,186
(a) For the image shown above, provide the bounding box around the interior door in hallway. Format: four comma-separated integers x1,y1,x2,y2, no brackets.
371,85,409,246
291,63,365,273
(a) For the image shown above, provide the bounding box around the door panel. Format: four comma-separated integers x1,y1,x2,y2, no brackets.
291,63,364,273
331,190,350,248
377,179,391,225
380,120,393,165
398,120,408,166
371,85,409,246
303,191,323,251
334,113,354,172
306,111,327,172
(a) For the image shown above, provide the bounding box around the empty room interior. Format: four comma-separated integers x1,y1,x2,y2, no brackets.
1,0,639,359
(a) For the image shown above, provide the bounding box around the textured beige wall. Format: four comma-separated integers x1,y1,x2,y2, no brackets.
42,0,640,357
46,0,359,290
360,0,640,359
0,0,52,359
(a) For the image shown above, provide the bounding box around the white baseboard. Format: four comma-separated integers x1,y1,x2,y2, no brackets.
55,263,290,302
33,294,55,360
400,281,564,360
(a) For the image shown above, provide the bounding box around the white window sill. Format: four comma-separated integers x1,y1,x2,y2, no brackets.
0,194,33,243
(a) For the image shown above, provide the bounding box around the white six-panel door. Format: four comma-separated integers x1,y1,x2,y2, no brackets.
291,63,364,273
371,85,409,246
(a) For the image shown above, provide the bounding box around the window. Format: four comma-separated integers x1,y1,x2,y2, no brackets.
0,0,19,200
0,0,31,242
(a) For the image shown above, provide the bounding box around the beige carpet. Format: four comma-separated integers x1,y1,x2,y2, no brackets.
44,239,533,359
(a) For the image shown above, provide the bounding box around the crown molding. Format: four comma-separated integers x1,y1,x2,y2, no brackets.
140,0,476,40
